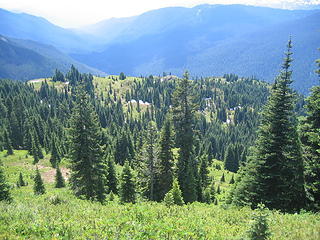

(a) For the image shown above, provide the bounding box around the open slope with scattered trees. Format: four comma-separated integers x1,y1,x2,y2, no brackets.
0,44,320,239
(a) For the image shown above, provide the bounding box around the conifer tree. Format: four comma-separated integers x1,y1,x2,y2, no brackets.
156,118,174,201
50,137,61,168
114,133,134,165
34,168,45,195
29,129,43,164
0,160,12,202
52,69,65,82
232,40,306,212
246,206,271,240
172,71,197,203
55,166,65,188
220,173,225,183
229,174,235,184
31,135,39,164
106,156,118,194
183,160,197,202
18,172,26,187
224,144,239,172
109,191,115,201
199,155,210,188
217,185,221,194
34,131,44,159
171,178,184,206
69,85,108,202
164,178,184,206
9,111,22,149
138,121,157,200
163,190,174,207
119,72,126,80
66,65,81,86
4,129,13,155
209,181,216,202
203,180,215,204
119,161,136,203
301,51,320,210
203,187,212,204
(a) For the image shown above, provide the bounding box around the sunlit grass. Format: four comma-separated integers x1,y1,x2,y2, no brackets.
1,150,319,239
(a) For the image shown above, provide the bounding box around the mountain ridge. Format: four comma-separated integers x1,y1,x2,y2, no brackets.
0,4,319,92
72,5,320,93
0,34,104,81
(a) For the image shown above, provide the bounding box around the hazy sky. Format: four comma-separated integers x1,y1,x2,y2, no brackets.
0,0,319,28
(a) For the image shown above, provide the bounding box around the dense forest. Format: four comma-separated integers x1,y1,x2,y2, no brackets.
0,42,320,239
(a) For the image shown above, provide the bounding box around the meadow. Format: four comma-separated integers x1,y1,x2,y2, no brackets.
1,150,319,240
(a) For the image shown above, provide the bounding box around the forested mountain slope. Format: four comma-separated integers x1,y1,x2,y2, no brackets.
0,35,104,81
72,5,320,93
0,8,93,53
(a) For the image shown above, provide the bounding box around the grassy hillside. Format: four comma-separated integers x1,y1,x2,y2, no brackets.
0,70,316,239
1,150,320,239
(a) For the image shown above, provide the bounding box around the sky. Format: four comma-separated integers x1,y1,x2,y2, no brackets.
0,0,319,28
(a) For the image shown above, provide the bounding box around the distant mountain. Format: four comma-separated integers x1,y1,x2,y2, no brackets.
73,4,320,93
0,5,319,93
0,35,104,81
187,12,320,93
79,5,316,45
0,8,96,53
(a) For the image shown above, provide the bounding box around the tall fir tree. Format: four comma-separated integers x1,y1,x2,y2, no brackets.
232,40,306,212
52,69,65,82
172,71,198,203
199,155,210,188
138,121,158,201
17,172,26,187
106,156,118,194
55,166,66,188
9,111,22,149
0,160,12,202
301,51,320,210
229,175,235,184
220,173,225,183
34,130,44,159
34,168,45,195
114,133,134,165
224,144,239,173
50,137,61,168
4,129,13,155
119,161,136,203
155,118,174,201
29,130,43,164
203,181,216,204
69,85,108,202
66,65,81,86
31,135,39,164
